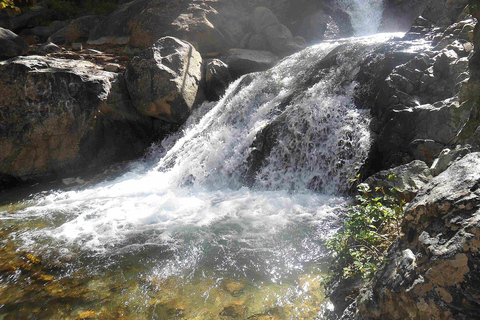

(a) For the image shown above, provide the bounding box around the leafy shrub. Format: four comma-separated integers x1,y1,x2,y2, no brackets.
325,175,405,282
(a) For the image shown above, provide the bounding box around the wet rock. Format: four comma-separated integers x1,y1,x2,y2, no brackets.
221,279,245,296
0,56,160,183
220,300,247,318
125,36,203,124
104,63,121,73
220,48,278,79
0,27,29,59
365,160,433,201
353,152,480,320
375,98,470,167
204,59,231,101
38,42,62,54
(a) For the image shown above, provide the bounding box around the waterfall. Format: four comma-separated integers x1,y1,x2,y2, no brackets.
0,33,416,319
339,0,384,36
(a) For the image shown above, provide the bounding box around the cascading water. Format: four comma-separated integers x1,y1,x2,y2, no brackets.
0,34,424,319
339,0,384,36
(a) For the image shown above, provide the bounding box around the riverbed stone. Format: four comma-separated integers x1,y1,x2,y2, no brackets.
125,36,203,124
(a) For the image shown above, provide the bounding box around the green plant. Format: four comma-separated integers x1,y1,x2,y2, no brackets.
325,175,405,282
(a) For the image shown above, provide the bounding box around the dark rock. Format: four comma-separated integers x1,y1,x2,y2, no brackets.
0,27,29,58
251,7,279,33
48,15,104,45
220,48,278,79
247,33,268,51
365,161,433,202
0,56,161,183
355,152,480,320
125,36,203,124
38,42,62,54
89,0,246,53
204,59,231,101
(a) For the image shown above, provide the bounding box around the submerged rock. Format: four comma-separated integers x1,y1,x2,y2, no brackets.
125,36,203,124
0,56,160,184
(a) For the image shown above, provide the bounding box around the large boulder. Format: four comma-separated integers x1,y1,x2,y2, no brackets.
48,15,104,45
364,160,433,201
0,56,159,185
249,7,304,56
219,48,278,79
0,27,29,59
125,37,203,124
353,152,480,319
88,0,246,53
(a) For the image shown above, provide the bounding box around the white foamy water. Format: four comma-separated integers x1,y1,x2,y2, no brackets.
339,0,384,36
4,34,407,280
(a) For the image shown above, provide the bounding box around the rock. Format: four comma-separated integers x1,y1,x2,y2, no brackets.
297,10,332,42
48,15,104,45
247,33,268,51
104,63,121,73
220,48,278,79
71,42,82,51
251,7,279,33
125,36,203,124
354,152,480,320
375,99,470,167
220,300,247,318
263,23,304,56
38,42,62,54
89,0,246,53
430,145,471,176
0,27,29,58
365,161,433,201
204,59,231,101
221,279,245,296
0,56,160,184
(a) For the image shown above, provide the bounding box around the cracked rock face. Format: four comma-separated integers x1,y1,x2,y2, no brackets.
354,152,480,320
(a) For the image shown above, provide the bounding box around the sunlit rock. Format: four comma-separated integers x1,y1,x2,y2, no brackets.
125,36,203,123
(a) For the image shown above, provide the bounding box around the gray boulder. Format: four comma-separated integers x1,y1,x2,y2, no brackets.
365,160,433,201
220,48,278,79
354,152,480,320
125,36,203,124
48,15,104,45
249,6,304,56
0,56,159,184
251,6,280,33
0,27,29,59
